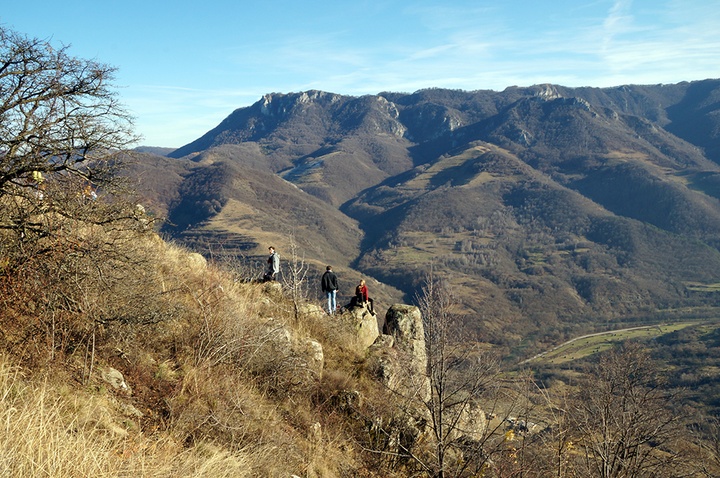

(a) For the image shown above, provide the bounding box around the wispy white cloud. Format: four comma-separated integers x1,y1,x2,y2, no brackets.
121,0,720,145
576,0,720,84
602,0,635,45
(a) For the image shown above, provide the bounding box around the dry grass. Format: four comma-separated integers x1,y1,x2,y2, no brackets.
0,207,397,477
5,208,714,477
0,357,262,477
0,166,511,477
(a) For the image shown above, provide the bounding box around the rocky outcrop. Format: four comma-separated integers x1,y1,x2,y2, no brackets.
382,304,426,366
343,304,380,349
368,304,430,401
366,304,493,464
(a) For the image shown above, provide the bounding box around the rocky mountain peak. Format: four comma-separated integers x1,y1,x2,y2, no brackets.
533,83,563,100
259,90,344,117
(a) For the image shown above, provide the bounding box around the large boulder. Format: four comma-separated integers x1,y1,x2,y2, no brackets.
369,304,430,401
367,305,493,465
298,338,325,380
186,252,207,270
383,304,427,376
344,304,380,349
101,367,131,395
261,281,283,296
298,303,326,319
454,400,487,442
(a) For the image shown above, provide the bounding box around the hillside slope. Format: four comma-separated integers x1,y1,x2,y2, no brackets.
140,79,720,355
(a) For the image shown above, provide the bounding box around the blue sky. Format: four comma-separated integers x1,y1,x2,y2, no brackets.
3,0,719,147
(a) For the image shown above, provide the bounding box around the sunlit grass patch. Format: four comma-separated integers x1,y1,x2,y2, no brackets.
685,281,720,292
532,322,702,365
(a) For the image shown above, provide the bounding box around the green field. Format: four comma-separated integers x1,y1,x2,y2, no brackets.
524,321,713,365
685,281,720,292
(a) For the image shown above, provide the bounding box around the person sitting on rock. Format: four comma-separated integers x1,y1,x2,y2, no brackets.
354,279,375,315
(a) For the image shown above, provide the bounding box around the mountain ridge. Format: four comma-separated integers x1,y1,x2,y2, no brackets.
137,79,720,356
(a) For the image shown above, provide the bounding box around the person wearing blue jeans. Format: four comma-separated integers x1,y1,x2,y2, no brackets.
321,265,339,314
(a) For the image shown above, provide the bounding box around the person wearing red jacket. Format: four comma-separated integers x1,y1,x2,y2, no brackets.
355,279,375,315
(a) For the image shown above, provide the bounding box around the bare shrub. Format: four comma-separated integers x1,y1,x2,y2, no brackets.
569,342,688,478
282,233,311,322
0,219,161,368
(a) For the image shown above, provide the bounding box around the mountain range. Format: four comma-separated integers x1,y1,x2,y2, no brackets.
132,79,720,357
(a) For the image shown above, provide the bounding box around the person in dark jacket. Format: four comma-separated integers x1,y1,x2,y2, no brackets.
321,265,339,314
263,246,280,282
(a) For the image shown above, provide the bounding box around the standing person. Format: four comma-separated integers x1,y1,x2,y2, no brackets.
263,246,280,282
321,266,339,315
355,279,375,315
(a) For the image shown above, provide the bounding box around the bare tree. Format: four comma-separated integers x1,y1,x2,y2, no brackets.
0,26,152,367
569,342,687,478
415,272,514,478
282,233,310,321
691,415,720,477
524,385,577,478
0,25,141,264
